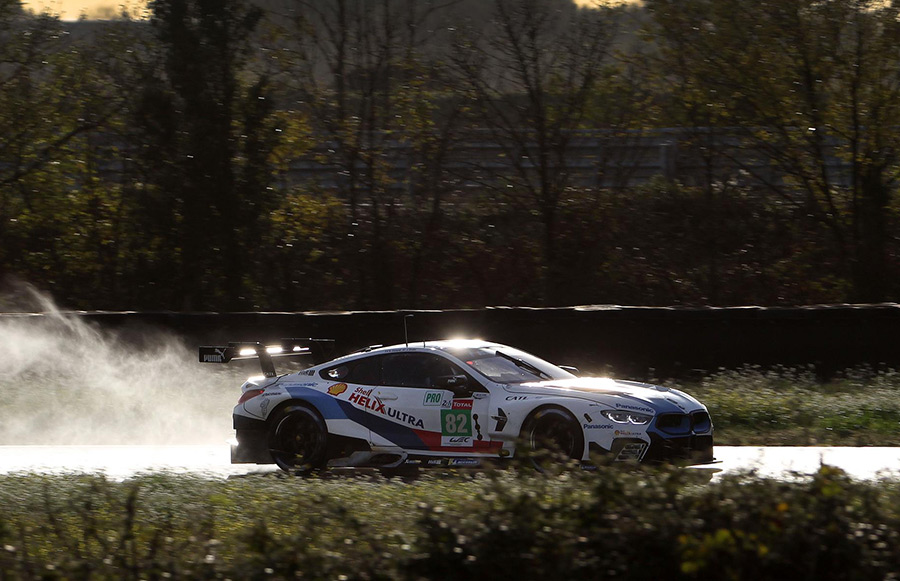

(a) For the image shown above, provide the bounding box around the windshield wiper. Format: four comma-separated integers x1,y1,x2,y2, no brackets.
495,350,552,380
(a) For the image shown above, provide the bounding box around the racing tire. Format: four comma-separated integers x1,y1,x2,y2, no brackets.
523,408,584,471
267,405,328,475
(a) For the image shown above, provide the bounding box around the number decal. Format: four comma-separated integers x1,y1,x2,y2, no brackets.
441,400,473,436
441,399,475,446
444,412,455,433
443,412,470,435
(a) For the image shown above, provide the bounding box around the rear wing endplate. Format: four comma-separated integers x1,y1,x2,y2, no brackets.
199,338,335,378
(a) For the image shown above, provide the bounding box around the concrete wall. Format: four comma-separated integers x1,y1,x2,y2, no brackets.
28,304,899,379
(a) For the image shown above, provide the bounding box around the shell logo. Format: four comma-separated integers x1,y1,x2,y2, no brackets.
327,383,348,396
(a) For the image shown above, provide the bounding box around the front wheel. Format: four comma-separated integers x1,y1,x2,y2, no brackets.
267,405,328,475
523,408,584,470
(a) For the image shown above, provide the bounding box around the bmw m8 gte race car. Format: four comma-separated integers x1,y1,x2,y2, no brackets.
199,339,714,473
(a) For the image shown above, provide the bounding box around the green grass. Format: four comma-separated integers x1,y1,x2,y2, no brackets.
669,366,900,445
3,466,900,579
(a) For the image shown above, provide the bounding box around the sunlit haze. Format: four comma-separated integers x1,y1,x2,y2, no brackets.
22,0,148,20
22,0,625,21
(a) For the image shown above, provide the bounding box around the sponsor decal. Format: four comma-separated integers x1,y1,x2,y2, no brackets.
300,369,315,376
386,407,425,428
505,396,527,401
615,403,654,414
426,459,445,466
348,387,384,412
614,429,643,437
261,391,284,397
583,424,613,430
208,347,228,363
473,392,488,399
423,391,443,406
328,383,349,396
348,387,425,428
449,458,480,467
404,459,422,466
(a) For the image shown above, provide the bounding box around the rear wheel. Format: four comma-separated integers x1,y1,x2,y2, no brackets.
267,405,328,475
523,408,584,470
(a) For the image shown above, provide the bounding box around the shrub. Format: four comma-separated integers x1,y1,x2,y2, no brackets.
2,467,900,580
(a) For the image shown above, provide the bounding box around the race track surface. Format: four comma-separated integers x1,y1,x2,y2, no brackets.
0,446,898,481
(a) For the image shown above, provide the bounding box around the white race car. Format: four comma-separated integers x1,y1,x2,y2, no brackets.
200,339,714,473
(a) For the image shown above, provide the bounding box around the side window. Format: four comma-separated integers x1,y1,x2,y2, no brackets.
347,356,381,385
322,365,349,381
381,353,466,388
320,353,477,389
320,356,381,386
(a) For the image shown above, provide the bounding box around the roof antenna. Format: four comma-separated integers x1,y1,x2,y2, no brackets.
404,314,414,347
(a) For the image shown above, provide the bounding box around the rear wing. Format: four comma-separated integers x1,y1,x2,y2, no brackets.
199,338,335,378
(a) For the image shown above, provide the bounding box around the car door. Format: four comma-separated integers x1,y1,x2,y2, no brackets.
374,352,495,454
319,354,382,443
362,352,449,450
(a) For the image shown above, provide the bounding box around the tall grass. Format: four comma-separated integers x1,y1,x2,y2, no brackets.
674,366,900,445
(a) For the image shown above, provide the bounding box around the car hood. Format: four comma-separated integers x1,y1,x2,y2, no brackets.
506,377,706,415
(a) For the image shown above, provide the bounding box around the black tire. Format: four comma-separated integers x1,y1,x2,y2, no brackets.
523,408,584,469
267,405,328,475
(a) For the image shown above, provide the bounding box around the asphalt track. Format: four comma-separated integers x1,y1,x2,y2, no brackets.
0,446,898,481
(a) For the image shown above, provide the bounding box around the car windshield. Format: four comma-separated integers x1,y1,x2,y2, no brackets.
445,346,575,384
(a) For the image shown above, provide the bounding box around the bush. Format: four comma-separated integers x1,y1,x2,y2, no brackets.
2,466,900,580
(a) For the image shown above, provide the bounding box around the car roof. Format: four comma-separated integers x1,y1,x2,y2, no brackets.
377,339,501,353
329,339,503,363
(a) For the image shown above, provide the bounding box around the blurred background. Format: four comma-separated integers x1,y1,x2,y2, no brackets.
3,0,899,313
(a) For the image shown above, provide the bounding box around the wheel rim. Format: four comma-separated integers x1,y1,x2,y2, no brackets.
270,412,325,471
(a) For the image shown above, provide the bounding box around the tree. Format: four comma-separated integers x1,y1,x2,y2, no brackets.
646,0,900,302
449,0,631,305
0,2,126,303
267,0,464,309
132,0,274,310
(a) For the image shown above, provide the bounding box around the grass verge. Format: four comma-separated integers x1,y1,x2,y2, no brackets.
669,365,900,445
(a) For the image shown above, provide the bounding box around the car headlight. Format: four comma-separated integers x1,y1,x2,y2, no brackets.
601,410,653,425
